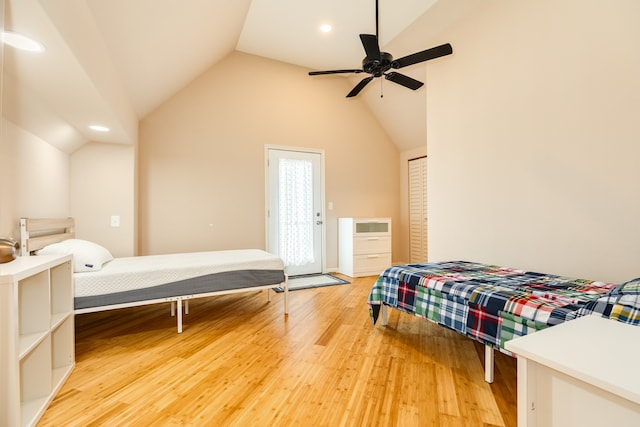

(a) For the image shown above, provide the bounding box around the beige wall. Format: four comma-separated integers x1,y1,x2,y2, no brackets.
0,119,136,255
70,142,135,257
0,119,69,239
425,0,640,282
139,52,402,269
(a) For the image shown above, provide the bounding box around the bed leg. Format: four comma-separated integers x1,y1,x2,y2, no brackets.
267,288,272,302
381,304,389,326
485,344,494,383
284,278,289,315
177,299,183,333
171,301,176,317
185,300,189,315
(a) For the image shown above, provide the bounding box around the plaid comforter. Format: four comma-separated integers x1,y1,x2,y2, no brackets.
368,261,640,350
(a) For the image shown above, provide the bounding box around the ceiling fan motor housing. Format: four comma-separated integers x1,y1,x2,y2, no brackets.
362,52,393,77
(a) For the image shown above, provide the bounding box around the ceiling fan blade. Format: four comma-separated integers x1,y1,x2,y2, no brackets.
346,76,374,98
359,34,381,61
391,43,453,69
385,72,424,90
309,69,364,76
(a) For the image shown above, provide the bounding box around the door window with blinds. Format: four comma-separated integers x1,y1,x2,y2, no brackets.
409,156,428,263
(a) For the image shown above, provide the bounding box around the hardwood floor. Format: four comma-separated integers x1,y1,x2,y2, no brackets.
38,275,516,427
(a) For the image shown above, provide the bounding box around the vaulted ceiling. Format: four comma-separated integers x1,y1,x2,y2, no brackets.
3,0,466,153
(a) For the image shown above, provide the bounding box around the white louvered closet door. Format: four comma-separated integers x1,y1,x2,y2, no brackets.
409,157,428,263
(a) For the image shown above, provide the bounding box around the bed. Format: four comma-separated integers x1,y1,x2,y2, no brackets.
20,218,288,333
368,260,640,382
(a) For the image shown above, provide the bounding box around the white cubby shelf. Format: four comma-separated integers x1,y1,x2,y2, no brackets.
1,254,75,427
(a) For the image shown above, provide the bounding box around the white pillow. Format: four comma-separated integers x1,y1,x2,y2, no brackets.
37,239,114,272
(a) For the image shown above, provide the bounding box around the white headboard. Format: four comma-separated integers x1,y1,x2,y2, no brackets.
20,218,75,255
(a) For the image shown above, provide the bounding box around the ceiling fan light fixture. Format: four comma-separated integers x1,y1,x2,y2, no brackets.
320,24,332,33
2,31,45,52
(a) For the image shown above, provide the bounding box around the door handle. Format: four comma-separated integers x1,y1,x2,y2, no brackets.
316,220,323,225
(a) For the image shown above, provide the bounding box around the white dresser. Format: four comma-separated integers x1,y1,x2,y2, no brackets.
338,218,391,277
0,254,75,427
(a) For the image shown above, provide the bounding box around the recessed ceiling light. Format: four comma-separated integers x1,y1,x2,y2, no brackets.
2,31,45,52
89,125,110,132
320,24,332,33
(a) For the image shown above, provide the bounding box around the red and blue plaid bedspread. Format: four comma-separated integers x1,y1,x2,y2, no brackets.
368,261,640,350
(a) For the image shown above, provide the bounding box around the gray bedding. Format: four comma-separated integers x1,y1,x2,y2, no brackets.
75,269,286,310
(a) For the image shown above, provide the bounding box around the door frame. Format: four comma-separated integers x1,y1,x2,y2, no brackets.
264,145,327,274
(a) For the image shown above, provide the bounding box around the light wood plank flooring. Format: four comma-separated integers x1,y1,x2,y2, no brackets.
38,275,516,426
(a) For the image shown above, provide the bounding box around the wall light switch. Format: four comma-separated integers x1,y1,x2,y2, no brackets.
328,202,334,210
110,215,121,227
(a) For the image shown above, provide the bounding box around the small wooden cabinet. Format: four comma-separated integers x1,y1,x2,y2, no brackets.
0,254,75,427
338,218,392,277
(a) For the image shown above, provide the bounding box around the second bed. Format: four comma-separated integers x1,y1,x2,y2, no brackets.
20,218,288,333
368,260,640,382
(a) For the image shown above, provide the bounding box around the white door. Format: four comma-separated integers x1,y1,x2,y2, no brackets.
409,156,428,263
267,148,324,276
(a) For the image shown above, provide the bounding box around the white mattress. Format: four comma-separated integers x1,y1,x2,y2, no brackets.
74,249,284,298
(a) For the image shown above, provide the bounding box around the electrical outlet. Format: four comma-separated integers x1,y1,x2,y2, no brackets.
110,215,121,227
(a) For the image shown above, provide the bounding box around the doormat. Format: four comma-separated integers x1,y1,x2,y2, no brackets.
273,273,349,292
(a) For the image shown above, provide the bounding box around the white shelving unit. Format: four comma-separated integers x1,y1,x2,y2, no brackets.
338,218,392,277
0,254,75,427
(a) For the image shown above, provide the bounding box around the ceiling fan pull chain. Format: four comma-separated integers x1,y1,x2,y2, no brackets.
380,78,384,98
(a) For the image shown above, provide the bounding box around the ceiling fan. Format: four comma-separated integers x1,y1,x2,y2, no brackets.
308,0,453,98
